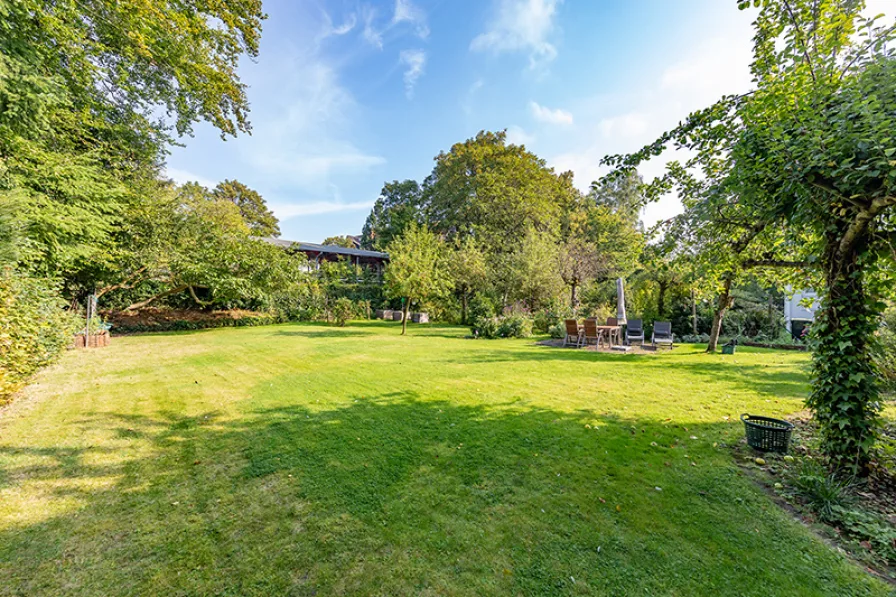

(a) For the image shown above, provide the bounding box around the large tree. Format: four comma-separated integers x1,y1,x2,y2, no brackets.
212,180,280,237
605,0,896,472
1,0,265,293
361,180,425,251
425,131,580,253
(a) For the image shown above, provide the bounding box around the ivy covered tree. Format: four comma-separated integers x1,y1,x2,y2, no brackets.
605,0,896,472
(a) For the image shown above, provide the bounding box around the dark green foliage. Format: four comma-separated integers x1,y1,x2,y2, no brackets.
789,459,856,522
361,180,424,251
331,298,353,327
0,269,80,401
112,313,287,335
807,284,883,474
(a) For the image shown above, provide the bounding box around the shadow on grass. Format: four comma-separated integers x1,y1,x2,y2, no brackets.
444,343,810,400
0,393,883,596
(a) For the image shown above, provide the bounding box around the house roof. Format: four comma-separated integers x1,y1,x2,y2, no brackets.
260,237,389,260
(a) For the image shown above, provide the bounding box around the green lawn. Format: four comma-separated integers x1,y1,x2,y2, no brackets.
1,322,892,596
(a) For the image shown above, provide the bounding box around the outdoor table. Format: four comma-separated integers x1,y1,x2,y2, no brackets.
595,325,622,346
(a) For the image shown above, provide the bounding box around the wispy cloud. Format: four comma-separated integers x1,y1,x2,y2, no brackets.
393,0,429,39
400,49,426,98
529,101,573,125
361,5,383,49
241,56,385,192
317,11,357,44
505,125,535,146
270,199,375,219
470,0,562,70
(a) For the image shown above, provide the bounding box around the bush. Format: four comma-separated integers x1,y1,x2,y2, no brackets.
788,458,856,522
472,314,533,339
548,322,566,339
331,298,354,327
498,314,532,338
0,270,80,402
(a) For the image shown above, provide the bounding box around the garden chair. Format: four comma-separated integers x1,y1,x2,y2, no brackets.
606,317,621,346
563,319,583,348
626,319,644,346
583,318,605,348
652,321,674,350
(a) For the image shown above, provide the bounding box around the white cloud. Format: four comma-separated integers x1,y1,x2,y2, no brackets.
241,57,385,191
361,6,383,49
165,167,217,189
269,199,375,219
470,0,562,70
317,11,357,42
505,125,535,146
400,49,426,99
393,0,429,39
529,101,573,125
598,112,649,139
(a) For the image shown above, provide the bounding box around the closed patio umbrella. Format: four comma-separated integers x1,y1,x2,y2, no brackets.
616,278,627,325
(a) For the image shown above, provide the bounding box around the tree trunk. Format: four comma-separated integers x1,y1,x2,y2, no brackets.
691,288,698,335
807,228,880,474
570,281,579,313
657,279,668,318
401,298,410,335
461,293,468,326
706,276,733,353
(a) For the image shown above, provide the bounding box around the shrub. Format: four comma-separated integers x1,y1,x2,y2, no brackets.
548,322,566,339
472,314,533,339
788,458,856,522
331,298,354,327
497,314,532,338
0,270,80,402
468,294,498,325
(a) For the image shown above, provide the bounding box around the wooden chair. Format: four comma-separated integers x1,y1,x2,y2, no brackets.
563,319,583,348
652,321,674,350
606,317,621,346
583,318,605,347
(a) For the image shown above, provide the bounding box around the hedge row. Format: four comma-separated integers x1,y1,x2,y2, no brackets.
113,313,289,335
1,270,80,403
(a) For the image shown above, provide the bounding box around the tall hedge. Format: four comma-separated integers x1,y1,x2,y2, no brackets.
0,270,78,402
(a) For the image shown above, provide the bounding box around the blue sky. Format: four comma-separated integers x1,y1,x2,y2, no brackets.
166,0,893,243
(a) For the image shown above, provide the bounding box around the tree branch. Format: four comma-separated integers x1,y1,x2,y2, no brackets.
95,266,148,299
742,259,814,269
123,285,189,312
839,195,896,257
